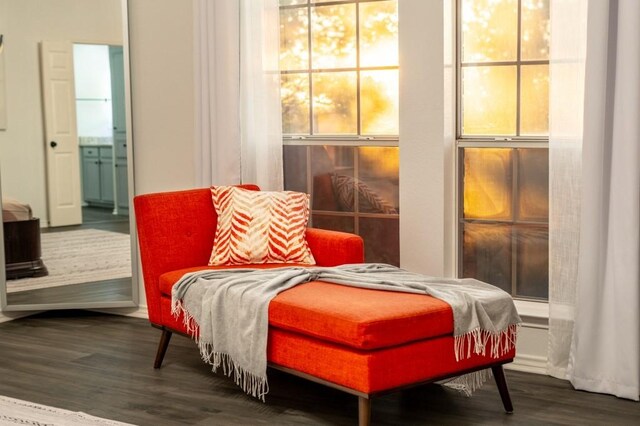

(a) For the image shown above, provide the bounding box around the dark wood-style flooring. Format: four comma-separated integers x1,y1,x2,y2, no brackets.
0,311,638,425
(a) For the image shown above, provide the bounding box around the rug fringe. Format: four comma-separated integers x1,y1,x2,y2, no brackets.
454,324,519,362
442,368,493,397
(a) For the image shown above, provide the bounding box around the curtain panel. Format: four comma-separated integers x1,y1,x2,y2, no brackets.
549,0,640,400
194,0,283,190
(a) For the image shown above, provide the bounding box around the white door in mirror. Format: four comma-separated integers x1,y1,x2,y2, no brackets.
40,41,82,227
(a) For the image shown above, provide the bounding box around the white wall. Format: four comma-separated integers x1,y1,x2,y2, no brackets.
0,0,122,224
128,0,196,314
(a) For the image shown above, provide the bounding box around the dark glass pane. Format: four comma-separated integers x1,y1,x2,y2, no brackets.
360,217,399,266
518,148,549,221
311,145,354,212
311,214,355,234
357,147,399,214
283,145,308,193
463,148,513,220
462,223,512,293
516,226,548,299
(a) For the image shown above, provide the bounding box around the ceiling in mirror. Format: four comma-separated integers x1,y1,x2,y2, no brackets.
0,0,137,311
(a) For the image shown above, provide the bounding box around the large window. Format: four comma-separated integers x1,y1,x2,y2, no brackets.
458,0,550,299
280,0,400,265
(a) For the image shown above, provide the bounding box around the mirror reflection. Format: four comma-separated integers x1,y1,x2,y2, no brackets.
0,0,135,309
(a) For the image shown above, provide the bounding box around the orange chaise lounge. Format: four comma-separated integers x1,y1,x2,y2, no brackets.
134,186,515,426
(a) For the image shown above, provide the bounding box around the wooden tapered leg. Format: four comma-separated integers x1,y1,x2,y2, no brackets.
153,328,173,369
358,396,371,426
492,365,513,413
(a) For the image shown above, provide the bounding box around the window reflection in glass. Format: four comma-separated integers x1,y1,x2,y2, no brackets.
462,223,512,293
518,148,549,221
463,148,513,220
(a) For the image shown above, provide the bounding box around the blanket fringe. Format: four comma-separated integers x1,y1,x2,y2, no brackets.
453,323,519,362
172,298,269,401
442,369,493,397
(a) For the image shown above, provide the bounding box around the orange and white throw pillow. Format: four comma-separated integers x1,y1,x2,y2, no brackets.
209,186,315,266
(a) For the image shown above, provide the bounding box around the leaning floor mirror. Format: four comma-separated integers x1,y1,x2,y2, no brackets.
0,0,138,311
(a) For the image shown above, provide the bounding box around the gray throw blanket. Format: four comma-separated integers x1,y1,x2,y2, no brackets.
171,263,521,400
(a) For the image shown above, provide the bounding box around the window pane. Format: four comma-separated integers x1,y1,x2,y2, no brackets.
76,100,113,137
516,226,548,299
280,7,309,71
281,74,310,134
360,70,399,135
359,0,398,67
521,0,550,60
312,72,357,134
283,145,308,193
518,148,548,221
358,147,399,213
463,148,513,220
311,4,356,69
462,223,512,293
311,146,354,212
311,214,354,234
361,217,399,266
461,0,517,63
520,64,549,136
462,66,517,135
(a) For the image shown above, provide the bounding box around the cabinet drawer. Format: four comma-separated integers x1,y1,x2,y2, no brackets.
82,147,99,158
99,146,113,159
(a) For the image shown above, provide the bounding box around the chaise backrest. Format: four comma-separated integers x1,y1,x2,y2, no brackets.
133,185,259,323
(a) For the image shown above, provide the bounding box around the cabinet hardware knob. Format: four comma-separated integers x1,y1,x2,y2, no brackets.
50,141,57,148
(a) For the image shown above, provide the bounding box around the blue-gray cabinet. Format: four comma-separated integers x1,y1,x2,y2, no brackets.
81,146,113,207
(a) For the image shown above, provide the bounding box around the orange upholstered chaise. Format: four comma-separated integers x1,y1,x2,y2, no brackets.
134,187,515,426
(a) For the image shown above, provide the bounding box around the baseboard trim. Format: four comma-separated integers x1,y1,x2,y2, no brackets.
0,310,41,323
505,353,547,375
91,304,148,320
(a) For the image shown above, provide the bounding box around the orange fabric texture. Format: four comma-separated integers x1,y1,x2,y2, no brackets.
267,327,515,394
160,268,453,350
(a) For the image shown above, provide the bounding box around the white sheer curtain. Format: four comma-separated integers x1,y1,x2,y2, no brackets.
194,0,241,187
239,0,283,191
549,0,640,400
194,0,283,189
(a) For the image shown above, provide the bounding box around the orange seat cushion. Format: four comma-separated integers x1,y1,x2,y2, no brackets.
160,266,454,351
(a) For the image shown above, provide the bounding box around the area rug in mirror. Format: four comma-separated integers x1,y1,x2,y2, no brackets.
5,228,131,293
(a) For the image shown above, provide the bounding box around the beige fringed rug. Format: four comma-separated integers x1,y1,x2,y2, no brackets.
0,395,134,425
5,229,131,293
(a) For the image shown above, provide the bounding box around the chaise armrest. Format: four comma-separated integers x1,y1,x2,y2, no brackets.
305,228,364,266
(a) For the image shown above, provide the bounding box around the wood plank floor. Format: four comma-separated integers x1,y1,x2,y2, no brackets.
0,311,638,425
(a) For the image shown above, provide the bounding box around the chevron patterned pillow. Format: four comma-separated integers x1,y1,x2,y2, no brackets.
209,186,316,265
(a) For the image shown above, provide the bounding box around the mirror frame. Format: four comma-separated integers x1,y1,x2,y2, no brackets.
0,0,138,312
